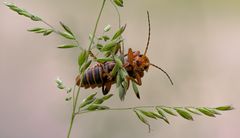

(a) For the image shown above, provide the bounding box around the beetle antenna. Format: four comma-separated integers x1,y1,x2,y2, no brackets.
144,11,151,56
150,63,174,85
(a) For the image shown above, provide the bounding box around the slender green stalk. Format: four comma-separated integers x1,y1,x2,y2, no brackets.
72,85,76,109
110,0,121,28
76,105,161,115
110,0,125,54
41,20,59,33
67,74,85,138
75,105,233,115
88,0,106,51
67,0,107,137
41,20,82,50
67,113,75,138
67,84,81,138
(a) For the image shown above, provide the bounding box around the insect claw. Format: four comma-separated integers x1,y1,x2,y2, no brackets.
136,93,140,99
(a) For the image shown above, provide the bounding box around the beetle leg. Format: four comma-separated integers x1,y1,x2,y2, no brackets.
126,74,142,86
76,75,81,86
103,72,112,80
128,48,134,65
102,82,112,95
135,74,142,85
119,74,142,93
126,76,130,89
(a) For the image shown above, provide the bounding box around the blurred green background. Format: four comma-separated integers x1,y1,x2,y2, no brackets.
1,0,240,138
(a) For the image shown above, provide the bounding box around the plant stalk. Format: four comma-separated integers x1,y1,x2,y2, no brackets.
67,86,81,138
67,114,75,138
67,0,106,137
75,105,230,115
88,0,106,51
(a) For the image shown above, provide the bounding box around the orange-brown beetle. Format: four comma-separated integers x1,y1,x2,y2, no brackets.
76,11,173,96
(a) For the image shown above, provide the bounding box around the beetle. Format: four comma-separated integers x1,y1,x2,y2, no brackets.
76,11,173,97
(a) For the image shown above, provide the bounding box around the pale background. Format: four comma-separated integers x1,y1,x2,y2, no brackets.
1,0,240,138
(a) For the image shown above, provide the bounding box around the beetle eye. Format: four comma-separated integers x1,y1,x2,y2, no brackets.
144,66,148,69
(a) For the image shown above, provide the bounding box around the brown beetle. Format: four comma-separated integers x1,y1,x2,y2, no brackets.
76,11,173,96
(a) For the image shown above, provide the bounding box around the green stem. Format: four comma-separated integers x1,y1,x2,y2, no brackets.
72,85,76,110
41,20,58,33
68,0,107,137
76,105,159,115
110,0,121,28
110,0,124,54
67,85,81,138
75,105,217,115
41,19,82,50
67,114,75,138
88,0,106,51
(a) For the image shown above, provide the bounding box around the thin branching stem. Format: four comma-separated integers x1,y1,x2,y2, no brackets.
110,0,121,28
88,0,106,51
41,19,82,50
75,105,222,115
67,83,81,138
110,0,125,54
67,1,107,137
72,84,77,109
41,20,58,33
76,105,163,115
67,113,75,138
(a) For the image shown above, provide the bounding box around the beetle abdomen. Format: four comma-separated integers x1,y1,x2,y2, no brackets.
76,62,116,89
